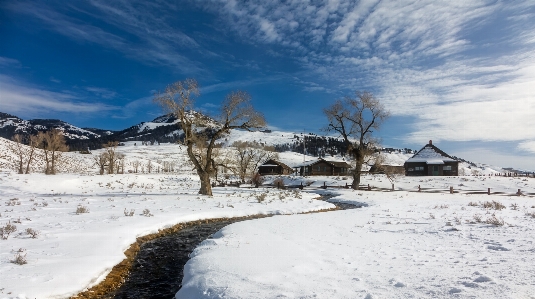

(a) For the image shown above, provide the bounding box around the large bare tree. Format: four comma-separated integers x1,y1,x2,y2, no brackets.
38,129,69,175
155,79,266,196
324,91,390,189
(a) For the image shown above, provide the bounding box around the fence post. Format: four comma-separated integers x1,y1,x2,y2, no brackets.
367,184,371,191
418,185,421,192
487,188,490,195
277,181,280,189
299,182,303,190
323,181,327,189
517,189,521,196
449,186,453,194
391,183,394,191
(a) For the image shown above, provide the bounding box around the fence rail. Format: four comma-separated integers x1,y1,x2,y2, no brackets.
213,181,535,197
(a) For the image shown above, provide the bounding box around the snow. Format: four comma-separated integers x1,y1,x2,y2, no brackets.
137,121,179,133
178,178,535,299
406,146,457,163
1,136,533,299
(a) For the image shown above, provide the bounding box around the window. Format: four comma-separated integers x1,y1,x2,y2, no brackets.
443,166,452,171
415,166,424,171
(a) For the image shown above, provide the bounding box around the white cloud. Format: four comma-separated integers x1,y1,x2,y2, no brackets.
0,56,21,67
85,87,117,99
518,141,535,154
0,75,119,115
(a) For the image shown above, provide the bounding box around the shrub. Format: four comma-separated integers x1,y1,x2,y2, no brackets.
142,209,153,217
1,222,17,240
76,205,90,214
486,216,504,226
482,201,505,210
11,252,27,265
525,211,535,219
468,201,479,207
26,228,40,239
510,203,519,210
255,192,268,203
124,208,135,217
473,214,483,223
273,177,285,189
251,173,264,186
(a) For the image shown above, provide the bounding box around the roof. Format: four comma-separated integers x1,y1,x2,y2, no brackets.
260,159,293,171
296,158,351,168
405,142,457,164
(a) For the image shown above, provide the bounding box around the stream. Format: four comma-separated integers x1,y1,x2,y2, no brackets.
101,194,362,299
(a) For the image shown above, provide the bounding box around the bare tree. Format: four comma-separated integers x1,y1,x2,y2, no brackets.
155,78,266,195
232,141,278,183
146,160,152,173
103,141,120,174
94,152,108,175
116,153,125,174
38,129,69,174
25,135,40,174
324,91,389,189
9,135,25,174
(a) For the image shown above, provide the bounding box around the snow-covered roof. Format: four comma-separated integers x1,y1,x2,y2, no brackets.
405,141,457,164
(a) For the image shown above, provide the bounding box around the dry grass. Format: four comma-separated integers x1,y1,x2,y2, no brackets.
76,205,90,214
1,221,17,240
486,216,505,226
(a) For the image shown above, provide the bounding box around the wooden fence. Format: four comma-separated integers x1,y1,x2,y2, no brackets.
214,181,535,197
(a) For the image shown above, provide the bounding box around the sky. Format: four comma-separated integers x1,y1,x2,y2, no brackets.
0,1,534,170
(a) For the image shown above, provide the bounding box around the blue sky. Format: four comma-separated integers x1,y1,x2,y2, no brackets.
1,1,534,170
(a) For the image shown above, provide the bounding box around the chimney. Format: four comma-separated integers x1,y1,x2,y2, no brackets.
429,140,432,145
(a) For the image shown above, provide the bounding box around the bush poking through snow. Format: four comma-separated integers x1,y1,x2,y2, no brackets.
255,192,268,203
1,221,17,240
142,209,153,217
482,201,506,210
429,213,435,219
510,203,519,210
76,205,90,214
124,208,135,217
273,178,285,188
11,252,27,265
525,211,535,219
468,201,479,207
26,228,40,239
473,214,483,223
486,216,505,226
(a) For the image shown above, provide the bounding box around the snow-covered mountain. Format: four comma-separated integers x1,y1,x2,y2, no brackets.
0,112,102,141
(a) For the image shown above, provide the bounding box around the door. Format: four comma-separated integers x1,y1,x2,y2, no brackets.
433,165,439,176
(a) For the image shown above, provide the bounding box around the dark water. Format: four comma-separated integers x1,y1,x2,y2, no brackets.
104,196,360,299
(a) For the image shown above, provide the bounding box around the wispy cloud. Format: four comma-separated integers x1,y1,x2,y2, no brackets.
205,0,535,148
85,87,117,99
4,1,206,74
0,75,120,116
0,56,22,68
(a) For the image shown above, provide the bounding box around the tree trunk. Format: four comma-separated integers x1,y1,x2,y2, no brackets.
351,149,364,190
18,159,23,174
198,171,213,196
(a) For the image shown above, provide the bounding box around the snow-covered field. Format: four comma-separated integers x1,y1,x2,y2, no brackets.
1,138,534,299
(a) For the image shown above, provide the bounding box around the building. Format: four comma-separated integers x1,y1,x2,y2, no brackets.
404,140,459,176
298,158,351,176
258,159,294,175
